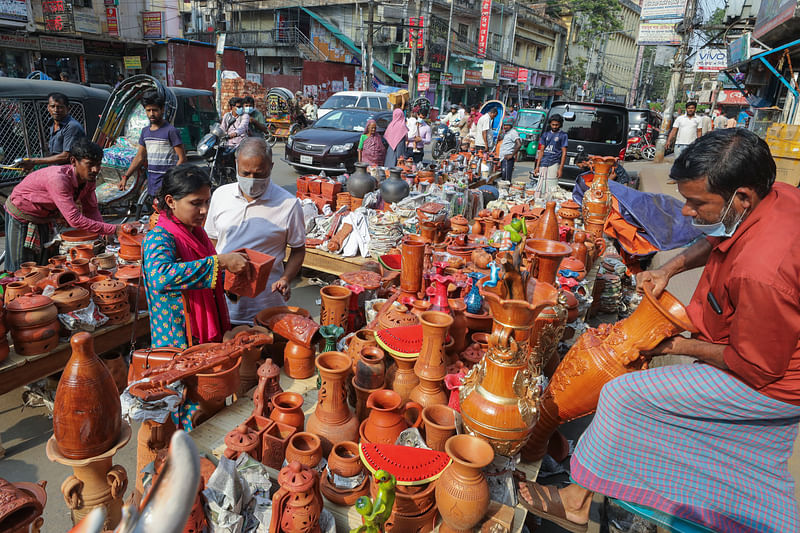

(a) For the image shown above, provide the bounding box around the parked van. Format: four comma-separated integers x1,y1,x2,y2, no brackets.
317,91,391,119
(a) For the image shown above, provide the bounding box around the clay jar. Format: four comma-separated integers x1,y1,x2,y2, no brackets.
269,462,323,533
347,328,378,372
53,332,122,459
91,252,117,270
347,161,378,198
285,432,323,469
68,258,91,276
269,391,306,432
326,440,363,478
4,281,31,305
355,346,386,389
0,478,45,532
7,294,60,357
388,353,419,403
306,351,360,455
270,314,320,379
69,244,94,261
319,285,351,332
435,434,494,533
360,389,422,444
421,404,457,452
447,299,468,357
410,311,453,408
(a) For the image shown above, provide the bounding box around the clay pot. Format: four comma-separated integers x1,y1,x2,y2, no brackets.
447,299,468,357
381,167,411,204
51,285,91,313
399,237,426,302
347,328,377,372
451,215,469,233
463,308,492,332
69,244,94,261
269,462,323,533
352,376,383,422
471,249,492,270
319,285,351,331
355,346,386,389
269,391,306,432
531,201,560,241
284,341,315,380
37,270,79,292
91,252,117,270
419,222,437,243
389,353,419,403
306,351,360,455
583,156,615,238
262,421,297,470
410,311,453,408
68,258,91,276
285,432,323,469
410,299,432,318
4,281,31,305
184,343,242,413
53,332,122,459
223,324,270,395
322,441,370,505
118,228,145,262
378,302,419,331
348,161,378,198
372,480,437,531
360,389,422,444
61,229,98,242
435,434,494,532
49,254,68,268
21,270,47,289
471,219,483,235
252,358,283,416
10,321,60,356
0,478,45,532
6,294,57,329
421,404,457,452
560,256,587,280
524,286,697,461
524,239,573,286
224,423,261,460
571,231,590,267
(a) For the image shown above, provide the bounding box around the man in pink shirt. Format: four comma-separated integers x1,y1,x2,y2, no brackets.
4,137,118,271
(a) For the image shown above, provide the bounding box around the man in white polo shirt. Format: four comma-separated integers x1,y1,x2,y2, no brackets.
667,101,702,157
205,137,306,324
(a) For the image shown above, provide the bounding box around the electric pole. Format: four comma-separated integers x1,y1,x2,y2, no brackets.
409,0,422,101
440,0,455,111
366,0,374,91
654,0,697,162
629,45,645,107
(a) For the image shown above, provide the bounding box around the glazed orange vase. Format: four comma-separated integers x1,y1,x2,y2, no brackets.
523,286,697,461
459,279,558,456
582,156,616,239
410,311,453,408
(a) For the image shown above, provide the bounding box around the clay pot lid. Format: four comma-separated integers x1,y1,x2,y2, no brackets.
560,200,581,210
114,265,142,280
375,324,423,359
524,238,573,258
224,424,259,450
61,229,98,242
257,358,281,379
450,215,468,225
560,257,586,272
359,443,451,486
379,303,419,330
7,294,54,312
277,461,316,492
51,286,89,303
340,270,382,290
91,279,127,293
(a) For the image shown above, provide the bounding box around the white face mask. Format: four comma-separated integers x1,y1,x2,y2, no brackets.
690,193,747,238
237,174,269,198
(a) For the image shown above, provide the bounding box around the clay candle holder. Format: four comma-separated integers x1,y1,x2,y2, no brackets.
306,351,360,455
410,311,453,408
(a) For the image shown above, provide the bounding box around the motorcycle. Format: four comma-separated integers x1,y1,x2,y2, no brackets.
431,123,460,160
197,123,237,188
626,123,656,161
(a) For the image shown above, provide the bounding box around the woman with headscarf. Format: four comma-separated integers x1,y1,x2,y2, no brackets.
383,108,408,167
358,119,386,166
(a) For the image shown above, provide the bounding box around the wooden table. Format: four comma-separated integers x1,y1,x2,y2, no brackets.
300,247,370,277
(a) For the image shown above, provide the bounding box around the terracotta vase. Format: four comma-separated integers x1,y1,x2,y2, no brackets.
447,299,468,357
524,287,697,461
531,201,560,241
100,351,128,394
252,358,283,417
285,432,323,469
355,346,386,389
320,285,351,331
269,391,306,432
571,231,590,267
360,389,422,444
435,435,494,533
270,462,323,533
223,325,271,395
53,332,122,460
459,280,558,456
410,311,453,408
582,156,615,239
400,237,426,303
271,314,319,379
347,329,378,372
421,404,457,452
306,351,360,455
0,478,45,532
389,353,419,403
135,418,175,493
381,167,411,204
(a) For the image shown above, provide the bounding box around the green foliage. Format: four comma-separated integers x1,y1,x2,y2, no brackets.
707,7,725,25
563,56,587,85
570,0,623,46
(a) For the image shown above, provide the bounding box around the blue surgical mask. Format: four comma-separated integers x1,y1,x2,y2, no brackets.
234,107,243,115
691,194,747,237
244,106,254,114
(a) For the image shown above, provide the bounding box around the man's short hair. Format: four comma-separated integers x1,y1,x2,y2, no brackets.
69,137,103,162
236,137,273,162
686,101,698,108
549,114,563,125
670,128,775,199
48,92,69,106
243,96,255,106
141,90,165,109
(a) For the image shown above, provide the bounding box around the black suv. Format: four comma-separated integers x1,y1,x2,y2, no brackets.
545,101,629,188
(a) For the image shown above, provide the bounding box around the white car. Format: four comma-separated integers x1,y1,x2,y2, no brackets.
316,91,391,119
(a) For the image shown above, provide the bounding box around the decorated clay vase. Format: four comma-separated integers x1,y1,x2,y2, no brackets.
319,285,351,331
360,389,422,444
582,156,615,239
306,351,360,455
435,434,494,533
347,329,378,372
410,311,453,408
388,353,419,403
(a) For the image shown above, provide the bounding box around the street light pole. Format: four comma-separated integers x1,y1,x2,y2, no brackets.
366,0,374,91
440,0,455,111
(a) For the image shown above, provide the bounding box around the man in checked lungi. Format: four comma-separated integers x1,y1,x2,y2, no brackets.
519,128,800,533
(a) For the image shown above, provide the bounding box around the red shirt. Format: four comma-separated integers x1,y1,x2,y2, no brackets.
686,182,800,405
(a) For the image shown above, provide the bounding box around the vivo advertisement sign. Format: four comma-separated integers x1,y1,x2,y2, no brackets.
693,48,728,72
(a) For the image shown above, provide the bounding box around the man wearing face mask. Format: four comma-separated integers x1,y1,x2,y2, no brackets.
518,128,800,533
204,137,306,324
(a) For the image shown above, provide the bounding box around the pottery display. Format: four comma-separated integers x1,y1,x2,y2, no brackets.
421,404,457,452
4,281,31,305
53,332,122,460
348,162,378,198
319,285,351,331
0,477,45,532
435,434,494,533
7,294,60,357
269,391,306,432
447,299,468,357
388,353,419,403
285,432,323,469
321,441,368,505
378,302,419,331
582,156,615,239
531,201,559,241
355,346,386,389
306,351,360,455
269,462,323,533
347,328,378,371
557,200,582,227
223,324,271,394
360,389,422,444
381,167,411,204
91,252,117,270
410,311,453,408
113,265,147,312
252,358,283,416
51,285,91,314
269,314,320,379
69,244,94,261
399,237,426,303
524,286,697,461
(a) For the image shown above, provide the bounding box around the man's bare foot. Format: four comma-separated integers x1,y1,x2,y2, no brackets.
518,481,591,532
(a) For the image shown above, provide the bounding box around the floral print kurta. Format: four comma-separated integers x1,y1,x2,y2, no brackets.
142,225,220,349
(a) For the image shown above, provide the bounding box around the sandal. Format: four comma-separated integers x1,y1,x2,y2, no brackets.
517,481,588,533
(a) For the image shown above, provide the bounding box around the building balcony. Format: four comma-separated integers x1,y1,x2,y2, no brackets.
185,28,307,48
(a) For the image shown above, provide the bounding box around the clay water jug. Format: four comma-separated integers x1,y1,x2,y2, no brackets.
348,162,377,198
582,156,615,239
360,389,422,444
380,167,410,204
436,435,494,533
306,351,360,455
410,311,453,408
53,332,122,459
531,201,560,241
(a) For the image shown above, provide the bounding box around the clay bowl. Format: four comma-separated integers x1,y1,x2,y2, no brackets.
463,308,492,333
61,229,99,243
49,255,68,268
6,295,57,329
470,332,489,352
184,343,242,406
371,479,437,516
254,306,311,329
327,441,363,478
285,432,323,469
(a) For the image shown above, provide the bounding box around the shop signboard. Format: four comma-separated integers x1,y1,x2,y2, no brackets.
42,0,74,32
499,64,517,81
74,10,100,33
39,35,83,54
637,22,680,45
517,67,528,84
477,0,492,57
481,59,496,80
85,38,123,55
441,72,453,85
727,33,750,67
142,11,163,39
463,69,481,85
105,7,118,35
103,0,117,4
717,89,748,106
0,0,28,22
693,48,727,72
417,72,430,91
640,0,687,20
0,33,39,50
408,17,424,49
124,55,141,69
754,0,797,39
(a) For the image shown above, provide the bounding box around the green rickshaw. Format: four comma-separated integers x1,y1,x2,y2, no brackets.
513,108,547,161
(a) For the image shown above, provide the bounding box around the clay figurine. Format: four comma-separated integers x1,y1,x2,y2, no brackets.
350,470,397,533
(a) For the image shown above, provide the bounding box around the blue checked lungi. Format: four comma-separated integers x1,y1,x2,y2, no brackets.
571,364,800,533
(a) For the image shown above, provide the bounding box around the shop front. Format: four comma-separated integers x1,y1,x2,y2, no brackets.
0,34,37,78
83,39,125,85
36,35,83,81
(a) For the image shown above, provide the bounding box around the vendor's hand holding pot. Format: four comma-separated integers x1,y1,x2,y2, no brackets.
636,270,669,297
218,252,249,274
641,335,684,358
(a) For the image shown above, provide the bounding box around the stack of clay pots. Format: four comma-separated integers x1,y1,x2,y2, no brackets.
113,265,147,312
91,280,131,325
6,294,60,356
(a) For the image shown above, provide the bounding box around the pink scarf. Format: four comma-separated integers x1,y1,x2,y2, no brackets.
383,109,408,150
157,214,230,344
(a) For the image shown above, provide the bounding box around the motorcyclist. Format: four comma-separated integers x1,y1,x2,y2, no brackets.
442,105,462,133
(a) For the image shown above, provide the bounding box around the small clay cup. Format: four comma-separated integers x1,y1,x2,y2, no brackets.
285,432,323,469
268,391,305,432
421,404,457,452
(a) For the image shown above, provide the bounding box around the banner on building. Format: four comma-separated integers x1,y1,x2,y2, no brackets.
106,7,118,35
637,23,680,45
39,35,83,53
0,0,28,22
754,0,796,39
124,55,141,69
727,33,750,67
693,48,727,72
103,0,118,4
42,0,74,32
441,72,453,85
481,60,496,80
142,11,163,39
74,10,100,33
463,69,481,85
517,67,528,84
477,0,492,57
640,0,687,20
417,72,430,91
0,34,38,49
408,17,424,49
499,64,517,81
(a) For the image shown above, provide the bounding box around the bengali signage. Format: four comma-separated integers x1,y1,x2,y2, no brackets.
105,7,118,35
142,11,163,39
640,0,687,19
463,68,481,85
693,48,727,72
441,72,453,85
727,33,750,67
417,72,430,91
477,0,492,57
42,0,73,32
717,89,748,106
84,38,123,55
408,16,424,48
39,34,83,54
481,59,496,80
74,9,100,33
0,33,39,50
499,64,517,80
124,55,142,69
0,0,28,22
637,22,680,45
517,67,528,84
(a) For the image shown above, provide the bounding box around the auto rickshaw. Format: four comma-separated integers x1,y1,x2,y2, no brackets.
265,87,302,146
513,108,547,160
